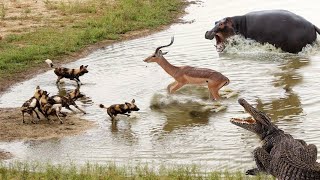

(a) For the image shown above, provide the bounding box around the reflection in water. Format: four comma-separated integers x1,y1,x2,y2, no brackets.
255,57,309,120
273,57,309,88
55,83,94,106
1,0,320,171
150,92,224,132
109,120,138,145
256,93,303,120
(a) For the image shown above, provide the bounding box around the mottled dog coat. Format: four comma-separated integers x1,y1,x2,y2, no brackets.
99,99,140,120
45,59,88,85
39,91,65,124
49,86,86,114
21,86,46,123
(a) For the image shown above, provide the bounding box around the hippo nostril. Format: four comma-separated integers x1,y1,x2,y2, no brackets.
205,31,214,40
238,98,245,105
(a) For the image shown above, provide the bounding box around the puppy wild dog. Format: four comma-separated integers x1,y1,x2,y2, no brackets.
21,86,46,123
39,91,65,124
99,99,140,120
45,59,89,85
48,86,86,114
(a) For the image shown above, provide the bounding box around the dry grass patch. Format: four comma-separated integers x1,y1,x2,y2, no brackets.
0,0,115,38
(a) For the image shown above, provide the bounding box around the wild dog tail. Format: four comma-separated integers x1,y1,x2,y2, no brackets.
99,104,107,109
45,59,54,68
315,25,320,35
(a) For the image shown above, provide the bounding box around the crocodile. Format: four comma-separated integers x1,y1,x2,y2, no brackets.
230,98,320,180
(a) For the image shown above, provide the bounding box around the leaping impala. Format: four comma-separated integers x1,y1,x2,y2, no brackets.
143,37,230,100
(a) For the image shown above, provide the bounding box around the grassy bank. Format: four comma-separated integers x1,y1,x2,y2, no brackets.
0,162,275,180
0,0,186,81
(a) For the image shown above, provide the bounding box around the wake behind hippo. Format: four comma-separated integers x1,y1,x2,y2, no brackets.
205,10,320,53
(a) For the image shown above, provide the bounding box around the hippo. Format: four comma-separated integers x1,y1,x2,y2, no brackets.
205,10,320,53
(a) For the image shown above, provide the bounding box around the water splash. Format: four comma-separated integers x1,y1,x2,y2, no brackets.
221,35,320,59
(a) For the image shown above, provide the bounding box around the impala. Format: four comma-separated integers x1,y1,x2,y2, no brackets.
144,37,230,100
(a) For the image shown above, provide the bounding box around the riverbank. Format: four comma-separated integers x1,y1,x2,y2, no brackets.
0,0,189,95
0,108,95,142
0,162,275,179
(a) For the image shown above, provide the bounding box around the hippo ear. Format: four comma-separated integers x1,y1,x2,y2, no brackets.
225,17,232,23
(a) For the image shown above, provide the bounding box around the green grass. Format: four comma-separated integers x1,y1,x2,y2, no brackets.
0,0,186,80
0,162,275,180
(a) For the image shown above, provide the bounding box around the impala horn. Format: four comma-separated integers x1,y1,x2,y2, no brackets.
155,36,174,53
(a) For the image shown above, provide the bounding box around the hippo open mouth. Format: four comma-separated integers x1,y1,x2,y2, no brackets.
205,30,226,52
214,33,225,52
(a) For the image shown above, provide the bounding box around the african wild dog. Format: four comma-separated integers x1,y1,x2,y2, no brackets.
99,99,140,120
21,97,41,124
21,86,46,123
39,91,65,124
48,86,86,114
45,59,89,85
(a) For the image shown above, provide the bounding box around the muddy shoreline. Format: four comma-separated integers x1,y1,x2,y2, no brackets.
0,1,191,160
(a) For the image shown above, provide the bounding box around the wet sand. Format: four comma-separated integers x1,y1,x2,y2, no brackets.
0,108,95,142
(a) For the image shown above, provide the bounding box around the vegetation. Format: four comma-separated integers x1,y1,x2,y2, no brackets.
0,0,186,80
0,162,275,180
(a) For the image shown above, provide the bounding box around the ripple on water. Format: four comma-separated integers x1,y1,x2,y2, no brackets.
1,0,320,171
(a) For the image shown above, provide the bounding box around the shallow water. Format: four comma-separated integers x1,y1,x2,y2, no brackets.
1,0,320,171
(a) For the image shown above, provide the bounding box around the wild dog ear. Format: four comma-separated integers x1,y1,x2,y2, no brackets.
36,85,40,89
85,65,88,68
80,65,84,69
125,102,131,107
132,99,135,103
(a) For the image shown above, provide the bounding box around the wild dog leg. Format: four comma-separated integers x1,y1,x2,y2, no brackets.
30,111,37,124
32,109,41,123
22,112,26,123
65,105,76,113
55,112,64,124
75,77,82,85
56,76,63,84
37,106,46,117
73,104,86,114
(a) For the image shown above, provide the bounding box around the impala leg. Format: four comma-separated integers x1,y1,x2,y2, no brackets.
167,81,178,93
208,87,220,101
169,82,185,94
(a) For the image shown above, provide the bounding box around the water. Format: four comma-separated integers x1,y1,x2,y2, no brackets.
1,0,320,171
